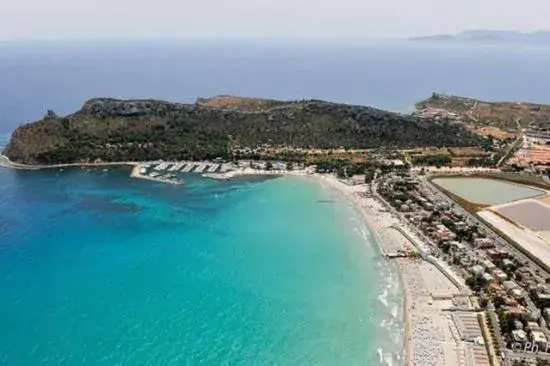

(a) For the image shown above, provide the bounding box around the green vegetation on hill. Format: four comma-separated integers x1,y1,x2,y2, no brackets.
3,97,483,165
416,93,550,130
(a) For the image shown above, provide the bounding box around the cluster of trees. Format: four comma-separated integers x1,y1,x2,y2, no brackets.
233,150,307,163
466,157,495,167
465,275,487,293
314,157,410,180
411,154,452,167
498,308,527,336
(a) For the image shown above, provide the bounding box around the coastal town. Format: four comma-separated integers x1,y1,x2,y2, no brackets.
1,94,549,366
121,122,550,366
120,154,550,366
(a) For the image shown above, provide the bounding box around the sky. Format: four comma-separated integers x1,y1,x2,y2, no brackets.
2,0,550,40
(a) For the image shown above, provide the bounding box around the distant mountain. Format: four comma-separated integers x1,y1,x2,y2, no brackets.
410,30,550,45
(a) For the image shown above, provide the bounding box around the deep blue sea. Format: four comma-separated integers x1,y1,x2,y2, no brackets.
1,40,550,365
1,40,550,133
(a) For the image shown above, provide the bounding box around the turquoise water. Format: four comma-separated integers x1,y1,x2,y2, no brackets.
432,177,544,205
0,167,402,365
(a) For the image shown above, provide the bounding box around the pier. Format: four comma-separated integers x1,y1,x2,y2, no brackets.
207,164,220,173
195,163,208,173
131,165,183,185
182,163,195,172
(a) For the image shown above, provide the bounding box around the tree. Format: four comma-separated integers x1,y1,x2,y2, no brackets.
265,161,273,170
286,162,293,171
365,169,375,183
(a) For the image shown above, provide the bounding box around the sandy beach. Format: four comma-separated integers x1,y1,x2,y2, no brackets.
314,174,490,366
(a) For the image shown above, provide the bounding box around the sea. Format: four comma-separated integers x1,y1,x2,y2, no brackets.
1,40,550,365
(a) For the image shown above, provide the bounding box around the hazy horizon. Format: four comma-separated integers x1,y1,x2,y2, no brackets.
2,30,550,44
3,0,550,41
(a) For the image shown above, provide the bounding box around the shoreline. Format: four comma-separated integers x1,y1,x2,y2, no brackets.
0,154,138,170
312,174,410,365
312,174,485,366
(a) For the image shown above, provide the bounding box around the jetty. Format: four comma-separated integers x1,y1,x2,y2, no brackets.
207,164,220,173
131,165,183,185
195,163,208,173
182,163,195,172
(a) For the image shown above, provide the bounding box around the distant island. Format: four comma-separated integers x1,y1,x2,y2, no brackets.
410,30,550,45
2,96,481,165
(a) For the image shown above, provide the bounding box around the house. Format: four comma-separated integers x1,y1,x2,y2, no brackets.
435,224,456,241
502,259,515,268
483,273,495,283
512,330,528,343
535,293,550,308
531,330,548,349
482,260,497,271
473,238,495,249
491,269,508,283
487,249,509,260
526,321,541,332
503,281,519,292
470,265,485,277
511,289,524,300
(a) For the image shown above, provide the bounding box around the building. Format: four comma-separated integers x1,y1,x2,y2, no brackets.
473,238,495,249
470,265,485,277
511,289,524,300
483,273,495,283
487,249,509,260
435,224,456,241
503,281,519,292
502,259,515,268
526,321,541,332
535,293,550,308
491,269,508,283
531,330,548,349
482,260,496,271
512,329,528,343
